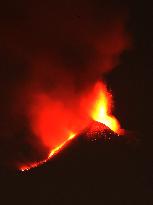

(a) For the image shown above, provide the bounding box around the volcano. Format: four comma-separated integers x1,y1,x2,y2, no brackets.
20,121,122,172
2,121,148,205
19,121,134,175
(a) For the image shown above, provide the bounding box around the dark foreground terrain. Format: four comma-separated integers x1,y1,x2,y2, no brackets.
0,122,153,205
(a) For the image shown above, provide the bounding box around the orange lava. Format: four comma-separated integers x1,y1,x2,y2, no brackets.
20,81,120,172
48,132,76,158
90,82,120,133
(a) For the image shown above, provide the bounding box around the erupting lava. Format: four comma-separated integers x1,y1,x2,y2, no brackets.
90,82,120,133
20,81,120,171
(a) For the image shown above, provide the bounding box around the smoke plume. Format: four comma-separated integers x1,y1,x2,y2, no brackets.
0,0,130,167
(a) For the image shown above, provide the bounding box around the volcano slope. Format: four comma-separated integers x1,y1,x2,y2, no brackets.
1,121,153,205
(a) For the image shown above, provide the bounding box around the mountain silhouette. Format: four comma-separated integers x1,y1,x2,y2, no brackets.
0,121,152,205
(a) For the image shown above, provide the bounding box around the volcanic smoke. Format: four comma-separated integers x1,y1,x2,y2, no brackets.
0,1,130,169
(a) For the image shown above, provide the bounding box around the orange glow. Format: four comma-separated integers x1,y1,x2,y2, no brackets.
90,82,120,132
20,81,121,172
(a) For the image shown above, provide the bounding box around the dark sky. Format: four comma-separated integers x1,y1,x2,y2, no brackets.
106,1,153,139
0,0,152,170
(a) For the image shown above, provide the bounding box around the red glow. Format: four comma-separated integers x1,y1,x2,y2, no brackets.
20,81,121,171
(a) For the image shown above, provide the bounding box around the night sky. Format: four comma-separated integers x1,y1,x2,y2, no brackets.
0,1,153,204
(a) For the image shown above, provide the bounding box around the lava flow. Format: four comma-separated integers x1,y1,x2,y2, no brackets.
20,132,76,171
20,81,120,172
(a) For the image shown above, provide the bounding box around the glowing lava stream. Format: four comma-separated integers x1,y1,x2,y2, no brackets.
20,82,120,172
20,132,76,171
